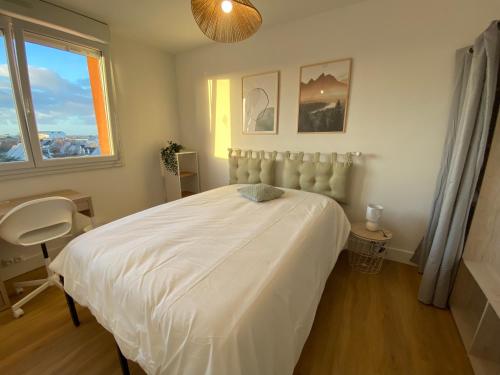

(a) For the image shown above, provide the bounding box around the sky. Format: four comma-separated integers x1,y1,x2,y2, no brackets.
0,37,99,137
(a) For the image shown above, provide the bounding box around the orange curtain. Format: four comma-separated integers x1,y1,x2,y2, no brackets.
87,56,111,156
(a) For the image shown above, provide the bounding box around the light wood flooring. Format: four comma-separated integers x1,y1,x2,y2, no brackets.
0,253,473,375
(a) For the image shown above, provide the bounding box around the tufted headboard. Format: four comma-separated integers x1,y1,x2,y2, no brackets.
228,148,357,203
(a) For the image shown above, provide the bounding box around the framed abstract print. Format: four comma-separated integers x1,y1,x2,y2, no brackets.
242,71,279,134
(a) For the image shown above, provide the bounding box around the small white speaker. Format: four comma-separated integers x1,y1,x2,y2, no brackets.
366,204,384,231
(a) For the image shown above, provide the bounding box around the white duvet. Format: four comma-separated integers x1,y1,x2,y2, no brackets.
51,185,350,375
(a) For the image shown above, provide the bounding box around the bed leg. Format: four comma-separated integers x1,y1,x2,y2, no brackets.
116,344,131,375
59,276,80,327
64,292,80,327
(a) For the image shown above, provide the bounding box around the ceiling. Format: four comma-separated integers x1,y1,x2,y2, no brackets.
47,0,364,53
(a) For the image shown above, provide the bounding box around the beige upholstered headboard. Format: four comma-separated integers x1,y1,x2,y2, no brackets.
228,148,359,203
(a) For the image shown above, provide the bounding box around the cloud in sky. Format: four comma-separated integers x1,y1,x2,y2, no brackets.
0,64,98,137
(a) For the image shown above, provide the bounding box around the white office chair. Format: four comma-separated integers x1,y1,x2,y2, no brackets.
0,197,92,318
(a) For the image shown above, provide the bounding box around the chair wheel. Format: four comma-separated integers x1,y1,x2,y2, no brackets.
15,287,24,295
12,308,24,318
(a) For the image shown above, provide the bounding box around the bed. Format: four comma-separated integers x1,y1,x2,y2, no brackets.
50,150,355,375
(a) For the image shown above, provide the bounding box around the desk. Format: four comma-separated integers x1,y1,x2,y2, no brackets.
0,189,94,220
0,189,94,311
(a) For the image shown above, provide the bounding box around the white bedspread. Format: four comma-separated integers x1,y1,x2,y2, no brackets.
50,185,350,375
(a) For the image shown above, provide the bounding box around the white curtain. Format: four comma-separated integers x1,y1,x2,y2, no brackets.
411,21,500,308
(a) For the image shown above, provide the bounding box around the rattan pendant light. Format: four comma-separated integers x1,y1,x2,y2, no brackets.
191,0,262,43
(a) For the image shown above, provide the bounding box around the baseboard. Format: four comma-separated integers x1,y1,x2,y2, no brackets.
1,245,65,281
385,246,416,266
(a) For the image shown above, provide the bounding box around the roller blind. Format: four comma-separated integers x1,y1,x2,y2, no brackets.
0,0,109,44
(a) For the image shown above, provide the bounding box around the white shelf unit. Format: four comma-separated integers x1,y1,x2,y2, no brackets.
163,151,200,202
451,262,500,375
450,113,500,375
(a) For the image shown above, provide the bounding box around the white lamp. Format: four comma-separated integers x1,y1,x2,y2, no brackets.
366,204,384,231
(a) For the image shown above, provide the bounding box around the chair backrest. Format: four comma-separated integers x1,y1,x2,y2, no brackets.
0,197,77,246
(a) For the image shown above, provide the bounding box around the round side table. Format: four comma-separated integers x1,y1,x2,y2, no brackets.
347,222,393,274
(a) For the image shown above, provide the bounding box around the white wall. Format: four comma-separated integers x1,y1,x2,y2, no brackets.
174,0,500,258
0,32,179,279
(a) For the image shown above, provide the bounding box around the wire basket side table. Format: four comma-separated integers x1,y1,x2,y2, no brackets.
348,223,393,274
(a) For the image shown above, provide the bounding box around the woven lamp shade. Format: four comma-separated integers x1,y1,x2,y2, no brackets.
191,0,262,43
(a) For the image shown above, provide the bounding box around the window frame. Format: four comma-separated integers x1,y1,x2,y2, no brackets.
0,15,120,178
0,16,36,172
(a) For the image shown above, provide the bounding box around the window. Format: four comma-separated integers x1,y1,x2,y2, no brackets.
0,31,29,166
25,35,112,160
0,16,118,176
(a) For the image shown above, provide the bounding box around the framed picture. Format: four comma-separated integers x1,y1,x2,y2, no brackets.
242,71,279,134
298,58,352,133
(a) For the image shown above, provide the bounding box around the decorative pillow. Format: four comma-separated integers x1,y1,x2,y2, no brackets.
282,151,352,203
238,184,284,202
228,149,277,185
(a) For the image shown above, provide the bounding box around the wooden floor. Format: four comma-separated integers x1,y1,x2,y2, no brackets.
0,253,473,375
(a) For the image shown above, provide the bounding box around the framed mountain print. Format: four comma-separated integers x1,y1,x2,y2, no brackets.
242,71,279,134
298,58,352,133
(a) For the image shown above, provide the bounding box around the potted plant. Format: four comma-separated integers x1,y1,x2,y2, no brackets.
161,141,183,175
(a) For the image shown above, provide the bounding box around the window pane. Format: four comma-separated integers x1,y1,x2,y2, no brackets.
0,32,28,163
24,35,112,160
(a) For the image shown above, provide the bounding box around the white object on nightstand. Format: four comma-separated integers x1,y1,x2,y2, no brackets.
163,151,201,202
365,203,384,231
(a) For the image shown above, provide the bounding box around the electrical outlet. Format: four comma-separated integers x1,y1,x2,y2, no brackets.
1,258,14,267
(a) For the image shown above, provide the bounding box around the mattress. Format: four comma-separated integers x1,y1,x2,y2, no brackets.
50,184,351,375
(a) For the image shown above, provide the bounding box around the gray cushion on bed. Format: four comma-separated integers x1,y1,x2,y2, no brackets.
238,184,284,202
